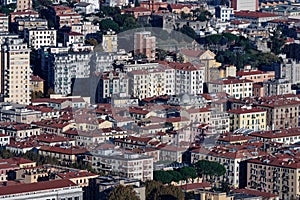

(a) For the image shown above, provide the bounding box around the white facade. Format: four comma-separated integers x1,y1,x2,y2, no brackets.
0,134,10,146
50,51,92,95
0,14,9,33
208,78,253,99
216,6,234,22
92,149,153,181
0,38,31,105
71,22,100,36
232,0,257,11
285,59,300,84
24,28,57,49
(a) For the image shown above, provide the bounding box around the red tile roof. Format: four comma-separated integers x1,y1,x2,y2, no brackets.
0,179,77,196
250,128,300,139
57,171,97,179
227,107,266,114
39,145,88,155
210,77,253,84
236,70,268,76
234,11,279,19
30,75,44,82
234,188,278,198
178,182,211,190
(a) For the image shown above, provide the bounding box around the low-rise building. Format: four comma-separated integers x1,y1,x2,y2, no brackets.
0,179,83,200
24,28,57,49
247,153,300,200
227,106,267,131
208,77,253,99
92,149,153,181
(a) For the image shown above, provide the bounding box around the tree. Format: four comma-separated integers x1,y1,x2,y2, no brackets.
85,38,98,46
100,19,120,32
108,185,139,200
180,25,196,40
168,170,183,183
46,88,55,97
179,166,197,182
195,160,226,181
153,170,173,184
145,180,184,200
123,16,139,31
134,0,140,7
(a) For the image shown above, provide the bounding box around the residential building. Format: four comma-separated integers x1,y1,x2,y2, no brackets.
0,103,42,123
92,149,153,181
250,128,300,145
104,0,129,7
13,17,48,34
56,171,98,187
24,28,56,49
0,123,41,138
229,95,300,130
102,30,118,53
247,153,300,200
30,75,44,94
0,38,31,104
134,31,156,61
191,143,266,188
0,133,10,146
96,71,129,102
237,69,274,83
263,79,293,96
227,106,267,131
215,6,234,22
64,32,84,47
10,10,39,23
48,50,92,95
234,11,280,25
208,77,253,99
74,2,95,15
39,146,88,163
0,179,83,200
71,22,100,36
17,0,32,11
231,0,258,11
285,59,300,84
0,14,9,33
86,176,145,200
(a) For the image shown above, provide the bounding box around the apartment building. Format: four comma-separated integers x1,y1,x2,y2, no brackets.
50,6,83,28
285,59,300,84
64,32,84,46
208,77,253,99
191,144,266,188
30,75,44,93
237,69,274,83
14,17,48,34
0,134,10,146
263,79,293,96
250,128,300,145
24,28,57,49
16,0,32,11
231,0,258,11
71,21,100,36
0,179,83,200
92,149,153,181
0,103,42,123
0,38,31,104
0,14,9,33
0,123,41,138
229,95,300,130
171,62,204,95
227,106,267,131
49,51,92,95
134,31,156,61
102,30,118,53
247,153,300,200
96,71,129,102
215,6,234,22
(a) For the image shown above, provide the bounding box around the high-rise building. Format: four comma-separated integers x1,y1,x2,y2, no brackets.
0,38,31,104
0,14,9,33
102,30,118,53
231,0,258,11
134,31,156,61
17,0,32,11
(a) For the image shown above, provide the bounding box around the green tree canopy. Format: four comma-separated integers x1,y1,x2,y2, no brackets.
100,19,120,32
180,25,196,39
108,185,139,200
145,180,184,200
153,170,174,184
195,160,226,177
179,166,198,180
